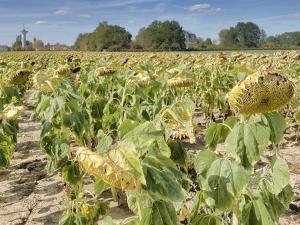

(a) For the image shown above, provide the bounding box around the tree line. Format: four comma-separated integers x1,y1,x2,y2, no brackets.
73,20,300,51
218,22,300,49
11,20,300,51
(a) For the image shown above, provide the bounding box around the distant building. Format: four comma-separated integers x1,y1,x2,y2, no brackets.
49,43,70,51
184,31,197,49
0,45,9,51
20,25,28,49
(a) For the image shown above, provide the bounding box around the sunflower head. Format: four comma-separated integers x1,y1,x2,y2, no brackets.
0,61,7,67
127,73,151,86
33,70,61,93
228,71,294,115
95,67,116,76
167,77,194,88
8,69,31,85
55,65,70,76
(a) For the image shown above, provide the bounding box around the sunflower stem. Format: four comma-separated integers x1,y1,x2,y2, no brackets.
240,115,246,123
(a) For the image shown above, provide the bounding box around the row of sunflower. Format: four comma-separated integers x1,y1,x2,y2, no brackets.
0,50,299,225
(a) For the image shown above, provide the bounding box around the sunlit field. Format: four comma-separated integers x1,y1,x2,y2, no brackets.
0,51,299,225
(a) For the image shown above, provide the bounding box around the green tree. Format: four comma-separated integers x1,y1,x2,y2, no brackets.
73,22,132,51
259,29,267,46
235,22,262,48
195,37,204,49
219,27,238,48
265,32,300,48
12,35,22,50
218,22,263,48
135,20,186,50
92,22,132,51
204,38,213,48
74,33,92,50
135,28,152,49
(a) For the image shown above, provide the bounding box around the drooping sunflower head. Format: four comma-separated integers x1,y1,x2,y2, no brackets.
228,71,294,115
8,69,31,85
33,69,61,93
95,67,116,76
127,73,152,86
55,64,70,76
0,61,7,67
167,77,194,88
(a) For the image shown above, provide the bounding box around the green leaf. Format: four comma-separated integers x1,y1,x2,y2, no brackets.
90,98,106,119
205,117,237,150
113,141,146,185
122,121,170,157
41,121,52,137
143,155,185,202
63,111,89,138
141,201,178,225
0,134,15,168
271,157,290,194
204,123,223,150
62,162,83,186
225,117,270,167
245,197,274,225
242,183,292,225
118,119,140,139
96,130,113,154
127,192,138,214
190,213,222,225
263,112,286,147
194,150,218,176
42,96,65,121
2,120,18,136
200,158,250,210
94,179,109,196
168,139,187,166
259,181,293,222
40,131,70,173
102,216,116,225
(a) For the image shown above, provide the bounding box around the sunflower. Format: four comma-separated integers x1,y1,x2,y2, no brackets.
228,71,294,115
95,67,116,76
8,69,31,85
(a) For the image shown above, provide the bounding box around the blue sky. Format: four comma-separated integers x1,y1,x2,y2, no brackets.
0,0,299,46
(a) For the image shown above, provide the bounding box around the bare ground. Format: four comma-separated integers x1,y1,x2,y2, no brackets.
0,107,299,225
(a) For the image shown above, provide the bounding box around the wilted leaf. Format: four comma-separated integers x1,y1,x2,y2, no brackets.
141,201,178,225
226,116,270,167
264,112,286,148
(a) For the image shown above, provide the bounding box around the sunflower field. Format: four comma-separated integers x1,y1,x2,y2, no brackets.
0,51,299,225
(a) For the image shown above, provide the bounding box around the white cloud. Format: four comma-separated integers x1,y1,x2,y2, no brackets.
186,3,210,11
54,9,68,16
185,3,221,14
35,20,48,25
